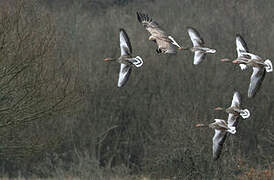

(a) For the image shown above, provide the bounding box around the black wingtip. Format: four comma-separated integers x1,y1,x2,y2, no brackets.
233,90,240,97
118,28,132,54
136,11,142,23
186,26,194,30
119,28,127,35
234,91,240,95
187,26,199,33
247,94,254,98
119,28,125,32
236,33,242,38
236,33,245,42
236,33,248,52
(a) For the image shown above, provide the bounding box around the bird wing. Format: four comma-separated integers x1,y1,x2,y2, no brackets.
248,67,266,98
119,28,132,56
241,52,262,61
213,130,227,160
236,34,248,58
118,64,132,88
214,119,229,129
156,38,177,54
193,50,206,65
231,91,241,107
227,92,241,127
227,113,239,128
137,12,177,53
187,27,204,47
137,12,168,38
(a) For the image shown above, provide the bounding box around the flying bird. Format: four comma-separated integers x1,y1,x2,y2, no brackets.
104,28,143,88
215,91,250,128
220,34,272,98
136,12,182,54
180,27,216,65
221,34,249,70
232,52,272,98
196,119,236,160
196,92,249,160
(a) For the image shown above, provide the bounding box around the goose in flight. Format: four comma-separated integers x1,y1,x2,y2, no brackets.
136,12,182,54
104,28,143,88
180,27,216,65
215,91,250,128
196,119,236,160
221,34,249,70
232,52,272,98
221,35,272,98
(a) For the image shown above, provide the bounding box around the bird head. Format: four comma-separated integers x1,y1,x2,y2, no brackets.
195,123,205,127
104,57,115,62
148,36,156,42
232,59,241,64
214,107,224,111
220,58,231,62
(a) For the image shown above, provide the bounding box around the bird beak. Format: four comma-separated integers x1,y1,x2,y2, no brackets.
220,58,230,62
104,58,111,61
214,107,223,111
232,60,239,64
195,124,203,127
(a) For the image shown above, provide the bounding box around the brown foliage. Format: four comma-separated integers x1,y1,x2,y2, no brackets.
0,0,79,176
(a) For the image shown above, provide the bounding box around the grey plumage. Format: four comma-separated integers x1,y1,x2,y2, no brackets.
137,12,179,54
248,67,266,98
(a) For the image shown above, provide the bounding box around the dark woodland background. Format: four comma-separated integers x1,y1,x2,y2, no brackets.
0,0,273,179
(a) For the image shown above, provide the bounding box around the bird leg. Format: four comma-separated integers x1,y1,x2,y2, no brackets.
156,48,162,53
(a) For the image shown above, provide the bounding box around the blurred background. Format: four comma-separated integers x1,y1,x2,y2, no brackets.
0,0,273,179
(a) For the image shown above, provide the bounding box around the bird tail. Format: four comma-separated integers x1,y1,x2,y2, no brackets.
239,64,248,71
206,49,216,54
132,56,143,68
264,59,273,72
227,126,236,134
240,109,250,119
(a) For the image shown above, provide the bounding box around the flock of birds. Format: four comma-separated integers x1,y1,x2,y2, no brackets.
104,12,273,160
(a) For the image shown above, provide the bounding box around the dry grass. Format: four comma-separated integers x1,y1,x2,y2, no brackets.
0,176,173,180
238,167,274,180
